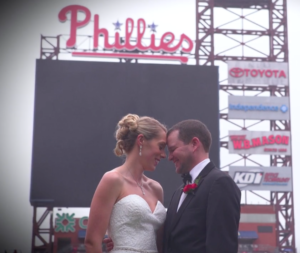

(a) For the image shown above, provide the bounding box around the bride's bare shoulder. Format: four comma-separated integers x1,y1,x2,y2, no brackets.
145,177,164,201
101,167,124,185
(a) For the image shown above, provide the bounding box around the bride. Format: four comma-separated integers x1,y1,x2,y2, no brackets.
85,114,167,253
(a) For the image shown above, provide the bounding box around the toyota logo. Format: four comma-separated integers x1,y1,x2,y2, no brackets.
229,68,244,77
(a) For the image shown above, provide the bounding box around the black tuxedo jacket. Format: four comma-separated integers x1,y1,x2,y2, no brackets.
163,162,241,253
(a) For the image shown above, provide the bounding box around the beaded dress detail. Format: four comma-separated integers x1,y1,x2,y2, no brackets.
108,194,166,253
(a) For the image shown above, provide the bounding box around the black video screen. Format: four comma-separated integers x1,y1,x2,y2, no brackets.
31,59,219,207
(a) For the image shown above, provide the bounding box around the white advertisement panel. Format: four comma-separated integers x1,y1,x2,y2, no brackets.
228,130,291,155
227,61,289,85
228,96,290,120
229,166,292,191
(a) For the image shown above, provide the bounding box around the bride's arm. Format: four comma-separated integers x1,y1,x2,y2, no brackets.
85,171,122,253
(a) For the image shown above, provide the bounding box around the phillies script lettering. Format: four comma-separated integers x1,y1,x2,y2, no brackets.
58,5,194,63
230,135,289,150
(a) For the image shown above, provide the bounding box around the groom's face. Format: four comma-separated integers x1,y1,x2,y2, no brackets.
167,130,193,174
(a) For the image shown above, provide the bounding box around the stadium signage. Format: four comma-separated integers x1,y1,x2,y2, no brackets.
229,68,286,78
228,96,290,120
227,61,289,85
228,131,291,155
229,167,292,191
58,5,194,63
229,104,285,112
55,213,88,232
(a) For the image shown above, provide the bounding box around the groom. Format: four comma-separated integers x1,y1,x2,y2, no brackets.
163,119,241,253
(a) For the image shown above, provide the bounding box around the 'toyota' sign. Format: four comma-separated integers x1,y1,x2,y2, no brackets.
229,68,286,79
58,5,194,63
227,61,289,85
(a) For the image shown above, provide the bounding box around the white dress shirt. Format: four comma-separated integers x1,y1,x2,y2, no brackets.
177,158,210,211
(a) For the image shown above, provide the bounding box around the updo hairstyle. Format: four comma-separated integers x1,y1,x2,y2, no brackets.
114,114,167,156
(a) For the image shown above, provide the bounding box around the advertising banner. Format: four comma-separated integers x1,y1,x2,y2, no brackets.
229,166,292,191
227,61,288,85
228,96,290,120
228,130,291,155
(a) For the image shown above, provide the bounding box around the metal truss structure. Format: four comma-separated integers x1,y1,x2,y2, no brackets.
196,0,288,65
195,0,294,252
31,207,54,253
35,0,295,252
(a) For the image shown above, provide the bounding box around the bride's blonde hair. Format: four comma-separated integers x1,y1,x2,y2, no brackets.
114,114,167,156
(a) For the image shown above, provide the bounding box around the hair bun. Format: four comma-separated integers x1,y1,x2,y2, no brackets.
114,140,125,156
118,114,139,131
114,114,139,156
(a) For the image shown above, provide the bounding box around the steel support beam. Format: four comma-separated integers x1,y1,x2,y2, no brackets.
195,0,214,65
31,206,54,253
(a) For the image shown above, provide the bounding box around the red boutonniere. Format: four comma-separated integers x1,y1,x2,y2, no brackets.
182,177,201,194
183,183,197,193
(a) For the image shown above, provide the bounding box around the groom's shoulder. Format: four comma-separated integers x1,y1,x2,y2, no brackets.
207,166,238,190
207,164,231,180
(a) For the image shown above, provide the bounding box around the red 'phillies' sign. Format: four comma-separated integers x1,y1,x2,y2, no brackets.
229,68,287,78
58,5,194,63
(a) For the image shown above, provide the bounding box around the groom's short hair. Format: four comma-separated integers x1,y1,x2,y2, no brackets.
167,119,212,152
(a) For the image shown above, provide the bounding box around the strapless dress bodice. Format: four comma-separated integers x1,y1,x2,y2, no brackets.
108,194,166,253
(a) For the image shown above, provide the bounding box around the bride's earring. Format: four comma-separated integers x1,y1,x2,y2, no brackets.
139,145,142,156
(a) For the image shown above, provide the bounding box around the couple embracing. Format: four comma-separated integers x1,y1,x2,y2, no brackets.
85,114,241,253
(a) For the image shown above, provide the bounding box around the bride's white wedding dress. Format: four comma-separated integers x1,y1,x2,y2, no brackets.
108,194,166,253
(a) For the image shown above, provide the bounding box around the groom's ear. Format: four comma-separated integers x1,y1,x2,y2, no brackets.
190,137,201,152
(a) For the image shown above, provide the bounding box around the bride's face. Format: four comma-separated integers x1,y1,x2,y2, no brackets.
141,130,167,171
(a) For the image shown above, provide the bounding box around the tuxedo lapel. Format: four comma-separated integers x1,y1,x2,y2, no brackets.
169,187,183,221
165,186,183,247
170,161,216,231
